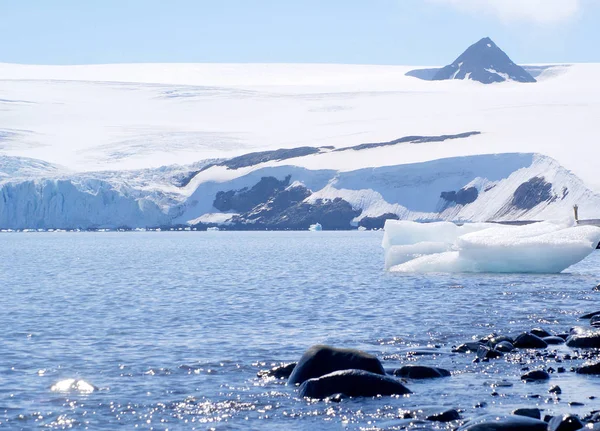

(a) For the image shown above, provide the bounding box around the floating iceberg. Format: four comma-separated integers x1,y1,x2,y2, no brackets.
309,223,323,231
383,220,600,273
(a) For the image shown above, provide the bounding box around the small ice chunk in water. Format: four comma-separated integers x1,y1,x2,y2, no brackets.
51,378,97,393
383,220,600,273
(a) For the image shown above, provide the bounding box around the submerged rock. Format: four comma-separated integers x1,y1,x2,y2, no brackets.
288,345,385,385
514,333,548,349
453,342,482,353
426,409,460,422
392,365,451,379
298,369,411,399
257,362,296,379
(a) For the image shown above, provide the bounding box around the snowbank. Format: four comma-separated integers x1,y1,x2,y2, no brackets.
383,220,600,273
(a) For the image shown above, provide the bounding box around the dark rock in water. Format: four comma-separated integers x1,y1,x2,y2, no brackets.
432,37,536,84
549,385,562,394
511,177,554,211
544,336,565,345
594,284,600,292
426,409,460,422
576,361,600,375
257,362,296,379
453,342,482,353
521,370,550,382
530,328,553,338
514,332,548,349
548,414,584,431
440,187,478,206
567,331,600,348
288,345,385,385
556,333,570,341
477,345,503,359
358,213,399,230
581,311,600,319
213,175,291,213
392,365,451,379
459,414,547,430
513,408,542,420
298,369,411,399
495,341,515,353
591,315,600,327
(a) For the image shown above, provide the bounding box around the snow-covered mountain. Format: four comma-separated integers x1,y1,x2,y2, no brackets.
0,59,598,229
1,148,598,230
431,37,536,84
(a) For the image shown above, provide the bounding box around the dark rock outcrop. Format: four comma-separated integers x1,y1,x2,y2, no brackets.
213,175,291,213
358,213,399,230
392,365,451,379
432,37,536,84
511,177,554,210
336,131,481,152
441,187,478,206
298,369,411,399
288,345,385,386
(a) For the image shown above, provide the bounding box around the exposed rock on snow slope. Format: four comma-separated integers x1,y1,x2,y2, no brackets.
2,151,598,230
430,37,536,84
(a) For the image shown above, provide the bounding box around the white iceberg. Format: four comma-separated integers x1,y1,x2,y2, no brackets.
383,220,600,273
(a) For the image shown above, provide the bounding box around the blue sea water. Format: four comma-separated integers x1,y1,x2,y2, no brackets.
1,231,600,430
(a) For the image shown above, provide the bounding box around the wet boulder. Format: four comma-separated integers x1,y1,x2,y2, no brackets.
426,409,460,422
521,370,550,382
459,414,547,430
288,345,385,385
477,345,503,359
392,365,451,379
257,362,296,379
591,315,600,328
298,369,411,399
487,335,514,347
576,361,600,375
495,341,515,352
580,311,600,319
544,336,565,345
513,408,541,420
453,342,482,353
513,332,548,349
548,414,584,431
566,331,600,348
530,328,553,338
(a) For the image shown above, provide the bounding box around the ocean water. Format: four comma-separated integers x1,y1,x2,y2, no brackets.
1,231,600,430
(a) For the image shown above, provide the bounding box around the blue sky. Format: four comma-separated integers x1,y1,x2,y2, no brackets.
1,0,599,65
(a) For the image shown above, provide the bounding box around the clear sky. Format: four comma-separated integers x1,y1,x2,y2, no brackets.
1,0,599,65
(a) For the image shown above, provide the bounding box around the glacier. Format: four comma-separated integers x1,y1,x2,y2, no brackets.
383,220,600,274
1,62,600,229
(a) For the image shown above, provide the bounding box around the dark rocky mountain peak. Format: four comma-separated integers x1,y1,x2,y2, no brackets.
432,37,536,84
